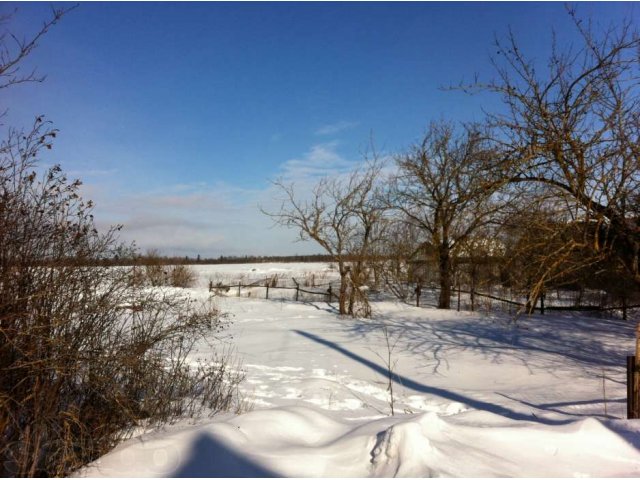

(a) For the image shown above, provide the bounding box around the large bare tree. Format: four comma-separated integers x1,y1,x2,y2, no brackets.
389,122,505,309
476,11,640,287
265,161,386,316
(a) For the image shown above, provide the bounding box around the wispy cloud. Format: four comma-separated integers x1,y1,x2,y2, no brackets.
279,142,355,181
82,142,369,257
314,120,359,136
87,180,314,257
67,168,117,178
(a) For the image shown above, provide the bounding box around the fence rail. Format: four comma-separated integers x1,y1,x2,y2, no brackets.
208,278,339,303
206,276,638,318
422,285,638,318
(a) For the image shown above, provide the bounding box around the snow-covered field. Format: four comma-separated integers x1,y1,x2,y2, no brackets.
80,263,640,477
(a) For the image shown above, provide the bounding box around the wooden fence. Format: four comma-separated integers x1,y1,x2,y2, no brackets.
207,276,638,318
410,284,638,318
208,277,340,303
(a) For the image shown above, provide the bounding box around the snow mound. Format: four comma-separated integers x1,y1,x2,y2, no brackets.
370,413,440,477
78,407,640,478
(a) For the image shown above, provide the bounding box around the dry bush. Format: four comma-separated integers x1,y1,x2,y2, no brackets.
168,264,197,288
302,272,316,287
143,249,167,286
0,121,242,476
265,273,282,288
136,252,196,288
129,265,146,287
380,264,412,302
301,271,327,287
208,275,232,295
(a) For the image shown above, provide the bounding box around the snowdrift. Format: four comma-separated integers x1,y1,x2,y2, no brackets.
80,406,640,477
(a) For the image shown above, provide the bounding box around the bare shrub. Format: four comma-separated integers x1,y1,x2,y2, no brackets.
265,273,282,288
129,265,146,287
0,121,242,476
302,272,316,287
169,264,197,288
143,248,167,286
300,271,327,288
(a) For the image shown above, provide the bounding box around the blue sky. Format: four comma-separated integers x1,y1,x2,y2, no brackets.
2,2,636,257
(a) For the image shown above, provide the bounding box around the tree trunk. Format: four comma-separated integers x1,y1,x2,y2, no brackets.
438,246,451,309
348,263,365,317
634,323,640,418
348,267,357,316
470,262,478,312
338,267,349,315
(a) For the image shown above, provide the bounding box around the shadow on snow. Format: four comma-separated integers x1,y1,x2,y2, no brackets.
343,309,635,376
171,432,277,477
293,329,571,426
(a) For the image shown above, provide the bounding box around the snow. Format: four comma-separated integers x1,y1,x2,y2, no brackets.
78,262,640,477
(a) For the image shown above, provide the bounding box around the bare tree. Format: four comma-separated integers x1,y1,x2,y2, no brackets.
474,10,640,288
264,162,386,316
389,122,505,309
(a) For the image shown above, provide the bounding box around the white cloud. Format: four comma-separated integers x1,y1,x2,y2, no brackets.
279,142,355,181
314,120,359,136
87,180,318,258
67,168,117,178
81,142,379,258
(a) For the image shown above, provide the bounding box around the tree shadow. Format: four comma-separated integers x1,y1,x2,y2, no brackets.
342,308,635,377
300,299,340,315
293,329,570,426
496,392,624,420
171,432,277,477
605,422,640,450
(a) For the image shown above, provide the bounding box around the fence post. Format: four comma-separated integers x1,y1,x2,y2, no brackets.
238,283,241,297
266,285,269,300
540,292,545,315
509,288,512,315
635,325,640,418
623,295,628,321
470,288,475,312
415,284,422,308
327,285,332,303
296,285,299,302
208,280,213,293
628,355,637,419
457,284,461,312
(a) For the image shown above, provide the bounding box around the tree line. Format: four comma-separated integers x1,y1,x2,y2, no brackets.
100,252,336,266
